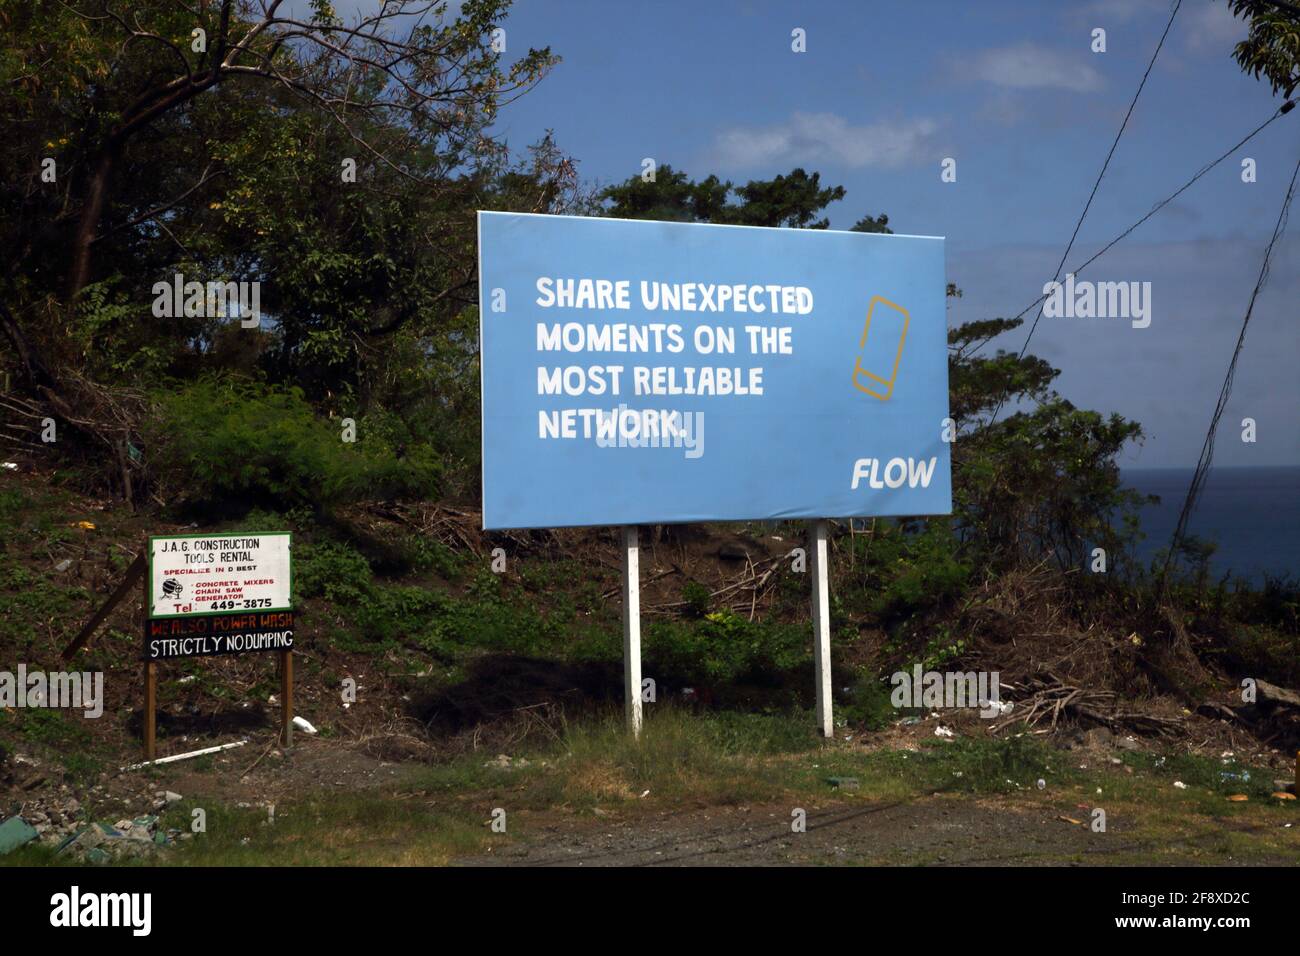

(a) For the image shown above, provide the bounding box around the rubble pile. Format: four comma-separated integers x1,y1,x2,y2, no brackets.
0,790,191,863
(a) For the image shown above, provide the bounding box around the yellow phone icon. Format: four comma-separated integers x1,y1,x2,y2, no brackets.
852,295,910,400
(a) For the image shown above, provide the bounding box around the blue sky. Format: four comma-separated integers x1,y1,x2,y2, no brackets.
339,0,1300,467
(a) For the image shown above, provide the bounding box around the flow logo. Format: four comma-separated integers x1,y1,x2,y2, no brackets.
850,456,938,490
851,295,910,400
49,886,151,936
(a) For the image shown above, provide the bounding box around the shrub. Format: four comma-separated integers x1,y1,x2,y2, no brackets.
296,540,373,605
866,521,971,621
681,580,712,617
645,611,810,687
145,378,440,514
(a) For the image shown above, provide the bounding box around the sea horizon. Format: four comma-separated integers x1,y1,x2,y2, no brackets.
1119,464,1299,584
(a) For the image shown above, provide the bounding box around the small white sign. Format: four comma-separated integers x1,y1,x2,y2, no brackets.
148,533,291,618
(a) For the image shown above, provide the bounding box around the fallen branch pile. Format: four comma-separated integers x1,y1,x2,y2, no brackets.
993,674,1185,737
0,372,149,506
367,502,486,556
646,551,794,620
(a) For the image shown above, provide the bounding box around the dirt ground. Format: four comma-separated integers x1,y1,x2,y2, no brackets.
457,795,1297,867
7,719,1298,867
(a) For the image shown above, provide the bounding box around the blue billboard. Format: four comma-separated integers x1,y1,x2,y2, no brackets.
478,211,951,529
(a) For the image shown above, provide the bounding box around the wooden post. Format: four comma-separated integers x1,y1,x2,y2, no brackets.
622,525,642,737
143,661,157,760
809,520,833,738
62,551,145,660
279,649,294,748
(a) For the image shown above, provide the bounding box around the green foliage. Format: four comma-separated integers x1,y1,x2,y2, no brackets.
401,536,465,579
681,580,712,617
645,610,810,687
1219,620,1300,687
71,276,170,377
727,169,846,229
146,379,441,514
1228,0,1300,97
686,709,820,754
1182,573,1300,685
0,707,90,749
1122,749,1274,799
919,625,970,671
864,521,972,620
601,165,849,229
0,0,565,502
296,536,577,659
1243,574,1300,633
0,705,104,784
0,557,87,644
933,735,1068,793
597,165,732,222
296,540,374,605
947,317,1056,423
859,735,1070,794
352,585,454,653
957,398,1146,570
411,565,607,660
943,312,1148,574
0,489,21,532
850,212,892,233
839,674,898,730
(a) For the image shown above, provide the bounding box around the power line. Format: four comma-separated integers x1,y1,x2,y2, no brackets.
983,0,1183,429
973,97,1294,422
1013,101,1292,330
1158,150,1300,592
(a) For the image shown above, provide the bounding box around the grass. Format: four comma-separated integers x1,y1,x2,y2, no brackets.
0,708,107,785
807,734,1079,796
2,794,490,867
156,797,488,866
405,706,825,812
3,707,1297,866
0,557,90,644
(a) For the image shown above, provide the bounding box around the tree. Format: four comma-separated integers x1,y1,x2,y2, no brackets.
0,0,554,396
600,166,847,228
0,0,572,505
851,213,892,234
1227,0,1300,97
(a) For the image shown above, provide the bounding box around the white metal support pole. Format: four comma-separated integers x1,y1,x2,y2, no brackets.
622,525,643,737
809,519,833,738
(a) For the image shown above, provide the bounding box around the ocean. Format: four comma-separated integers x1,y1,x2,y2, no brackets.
1121,466,1300,584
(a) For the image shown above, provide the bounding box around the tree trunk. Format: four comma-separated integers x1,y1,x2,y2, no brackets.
67,141,120,301
0,299,52,394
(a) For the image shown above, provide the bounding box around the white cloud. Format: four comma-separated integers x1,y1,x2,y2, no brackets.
970,43,1104,92
1183,2,1248,53
709,112,941,170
